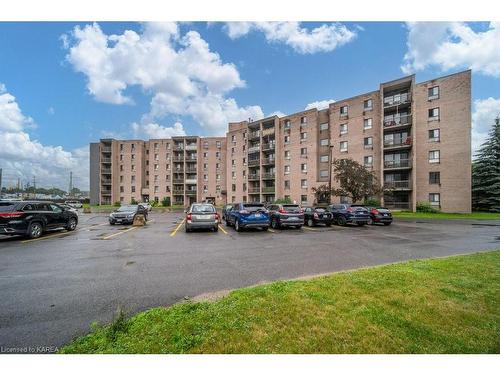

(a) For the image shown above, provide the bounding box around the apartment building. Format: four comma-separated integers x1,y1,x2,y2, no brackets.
90,71,471,213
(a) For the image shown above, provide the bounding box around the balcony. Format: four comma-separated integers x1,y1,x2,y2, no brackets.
101,179,112,185
384,92,411,107
101,168,112,174
101,157,111,163
101,191,112,196
384,158,412,170
261,172,275,179
186,167,197,173
384,114,412,129
172,156,184,162
384,180,412,190
384,201,411,210
261,157,275,165
173,179,184,184
248,145,260,153
261,143,275,151
101,146,111,152
174,168,184,173
249,131,260,140
185,158,197,163
248,159,260,166
172,189,184,194
248,187,260,194
262,186,275,193
186,190,197,195
185,178,197,184
384,136,412,149
174,145,184,151
248,174,260,180
262,128,275,137
185,144,197,151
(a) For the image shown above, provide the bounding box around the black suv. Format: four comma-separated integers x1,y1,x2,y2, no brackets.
267,204,304,229
109,204,148,225
0,201,78,239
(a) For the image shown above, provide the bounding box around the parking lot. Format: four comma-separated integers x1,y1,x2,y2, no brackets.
0,210,499,350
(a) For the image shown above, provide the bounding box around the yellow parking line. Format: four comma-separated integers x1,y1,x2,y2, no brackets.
218,224,228,234
170,219,185,237
102,226,137,240
268,228,277,233
21,230,72,243
302,226,318,231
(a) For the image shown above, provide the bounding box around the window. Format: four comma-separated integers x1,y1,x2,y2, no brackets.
232,159,235,166
301,179,308,188
231,135,236,143
120,144,124,151
284,120,291,129
428,107,440,121
364,99,373,110
232,184,236,192
320,170,329,177
364,155,373,167
216,141,221,148
284,180,290,189
216,163,220,169
364,137,373,149
300,147,307,156
131,144,135,151
284,135,290,144
131,175,136,183
232,171,236,179
131,186,136,193
300,116,307,124
364,118,373,130
119,154,123,161
203,152,208,158
120,165,123,172
284,165,290,174
340,105,348,116
300,132,307,141
154,164,159,170
204,174,208,181
243,183,247,192
154,186,159,193
320,138,329,146
301,195,308,204
284,150,290,159
320,155,329,163
320,123,329,131
120,186,124,193
216,151,220,158
203,163,208,170
131,154,136,160
203,185,208,193
154,175,159,182
429,129,440,142
429,172,441,184
203,141,208,149
340,141,348,152
429,193,440,206
120,176,123,183
243,132,247,139
243,157,246,165
428,86,439,100
340,123,348,135
301,163,307,173
216,174,221,180
429,150,440,163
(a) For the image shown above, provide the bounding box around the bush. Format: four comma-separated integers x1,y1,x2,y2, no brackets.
161,196,171,207
363,198,381,207
416,201,440,213
130,198,138,205
113,201,121,207
274,197,293,204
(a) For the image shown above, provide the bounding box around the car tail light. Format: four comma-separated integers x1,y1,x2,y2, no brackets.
371,209,379,215
278,208,286,214
0,212,23,218
214,213,219,221
299,209,304,214
313,213,318,219
347,207,353,213
186,213,192,221
239,209,249,214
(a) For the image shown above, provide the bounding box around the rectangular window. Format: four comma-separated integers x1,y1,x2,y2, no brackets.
284,180,290,189
216,141,221,148
428,107,440,121
284,135,290,144
154,164,159,170
131,154,135,160
320,170,329,177
364,137,373,149
284,150,291,159
301,195,308,204
428,86,439,100
203,141,208,149
300,116,307,124
364,99,373,110
284,165,290,174
320,123,329,131
301,179,308,188
364,118,373,130
204,174,208,181
364,155,373,167
340,141,348,152
232,159,235,166
284,120,291,129
428,129,440,142
320,138,329,146
320,155,329,163
429,193,440,206
216,174,221,180
300,147,307,156
120,144,124,151
429,150,440,163
232,184,236,192
232,171,236,178
300,132,307,140
429,172,441,184
131,186,136,193
231,135,236,142
340,105,348,115
120,186,124,193
301,163,307,172
131,165,136,171
340,123,348,135
154,186,159,193
216,151,220,158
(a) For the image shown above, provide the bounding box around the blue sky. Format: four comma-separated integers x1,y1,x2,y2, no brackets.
0,21,499,190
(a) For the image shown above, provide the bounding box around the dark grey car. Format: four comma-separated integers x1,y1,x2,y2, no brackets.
185,203,219,232
109,205,148,225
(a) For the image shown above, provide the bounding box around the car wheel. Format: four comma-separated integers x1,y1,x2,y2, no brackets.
368,218,374,225
384,222,392,226
307,218,314,227
109,221,115,225
28,222,43,239
337,216,347,226
66,217,77,231
235,220,241,232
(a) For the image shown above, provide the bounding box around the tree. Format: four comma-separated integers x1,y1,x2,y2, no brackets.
312,185,332,204
161,196,171,207
330,158,382,203
472,116,500,212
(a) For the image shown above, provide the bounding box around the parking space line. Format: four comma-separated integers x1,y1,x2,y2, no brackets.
218,224,228,235
21,230,73,243
268,228,277,233
302,226,319,231
170,219,185,237
102,226,137,240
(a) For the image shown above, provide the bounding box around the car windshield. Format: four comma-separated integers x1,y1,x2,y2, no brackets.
117,205,136,212
242,204,265,212
192,204,215,213
282,205,301,213
0,202,16,212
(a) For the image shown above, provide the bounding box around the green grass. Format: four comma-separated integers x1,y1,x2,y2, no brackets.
60,251,500,354
393,211,500,220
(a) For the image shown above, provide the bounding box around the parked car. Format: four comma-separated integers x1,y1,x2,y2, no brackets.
139,202,152,211
303,206,333,227
185,203,219,232
222,204,233,222
60,204,79,214
64,200,83,209
362,206,393,226
0,201,78,239
328,204,370,226
267,204,304,229
226,203,269,232
109,205,148,225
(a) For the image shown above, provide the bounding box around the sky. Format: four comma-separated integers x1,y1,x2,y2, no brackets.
0,21,499,191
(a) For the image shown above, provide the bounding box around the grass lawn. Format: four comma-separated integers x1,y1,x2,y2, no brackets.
393,211,500,220
60,251,500,354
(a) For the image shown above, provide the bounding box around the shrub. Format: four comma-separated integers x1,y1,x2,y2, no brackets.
106,307,130,342
274,197,293,204
363,198,381,207
416,201,440,213
162,196,171,207
113,201,121,207
130,198,138,205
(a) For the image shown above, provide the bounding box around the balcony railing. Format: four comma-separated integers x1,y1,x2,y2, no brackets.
262,128,275,137
173,179,184,184
249,131,260,139
101,168,112,174
248,145,260,153
174,168,184,173
172,156,184,162
248,174,260,180
384,180,411,190
384,136,412,148
185,178,197,184
384,158,412,169
262,186,275,193
384,92,411,107
261,143,275,151
101,179,112,185
384,114,412,128
261,157,275,165
101,147,111,152
384,201,411,210
248,159,260,166
248,187,260,193
172,189,184,194
185,144,197,151
185,190,197,195
261,172,275,179
173,145,184,151
101,158,111,163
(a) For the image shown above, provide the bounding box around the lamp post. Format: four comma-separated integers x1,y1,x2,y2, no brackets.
328,145,334,204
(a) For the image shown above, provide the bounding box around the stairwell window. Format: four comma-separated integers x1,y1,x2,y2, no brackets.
429,193,440,206
284,150,291,160
429,150,440,163
301,163,307,173
364,137,373,149
301,179,308,188
364,156,373,167
284,165,290,175
340,123,348,135
340,141,348,153
340,105,348,117
300,132,307,141
428,107,440,121
364,99,373,110
429,171,440,184
364,118,373,130
320,138,329,146
428,129,440,142
320,123,329,131
320,155,329,163
428,86,439,100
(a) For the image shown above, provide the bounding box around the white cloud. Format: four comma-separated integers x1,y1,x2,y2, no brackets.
131,121,186,139
472,97,500,156
268,111,285,118
224,22,357,54
64,22,259,135
0,84,89,190
305,99,335,110
402,22,500,77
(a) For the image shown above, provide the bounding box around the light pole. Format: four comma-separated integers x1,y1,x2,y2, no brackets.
328,145,334,204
